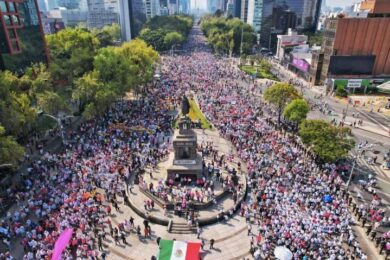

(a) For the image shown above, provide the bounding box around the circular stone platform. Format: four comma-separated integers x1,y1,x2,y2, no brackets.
128,129,248,227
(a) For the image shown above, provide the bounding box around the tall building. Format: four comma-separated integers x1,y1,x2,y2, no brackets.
145,0,160,19
0,0,49,73
234,0,241,18
239,0,321,50
226,0,234,16
58,0,79,9
247,0,263,43
240,0,248,22
87,0,119,28
309,0,390,87
119,0,146,41
208,0,224,13
168,0,178,14
179,0,189,14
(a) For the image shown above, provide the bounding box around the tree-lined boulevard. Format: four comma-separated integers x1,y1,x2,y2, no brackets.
0,16,389,260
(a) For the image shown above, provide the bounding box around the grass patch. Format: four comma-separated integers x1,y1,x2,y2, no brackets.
172,98,213,129
240,65,279,81
188,98,212,129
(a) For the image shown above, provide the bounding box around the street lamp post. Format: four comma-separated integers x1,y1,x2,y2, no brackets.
346,149,361,188
43,113,71,145
346,156,356,188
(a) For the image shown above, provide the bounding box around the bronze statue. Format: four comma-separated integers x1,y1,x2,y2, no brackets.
181,95,190,115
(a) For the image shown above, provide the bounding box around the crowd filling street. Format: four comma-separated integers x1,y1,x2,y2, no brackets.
0,25,389,260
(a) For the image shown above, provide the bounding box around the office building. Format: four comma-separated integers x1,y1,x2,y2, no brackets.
179,0,189,14
240,0,248,22
87,0,119,28
208,0,224,13
226,0,234,16
275,29,308,60
233,0,241,18
309,8,390,88
58,0,79,9
240,0,321,50
119,0,146,41
247,0,263,43
41,11,65,34
145,0,160,19
0,0,49,73
168,0,178,14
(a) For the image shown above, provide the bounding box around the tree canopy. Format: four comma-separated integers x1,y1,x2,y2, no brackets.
0,25,159,166
264,83,300,125
139,15,193,51
0,125,25,167
299,119,355,163
283,99,310,125
46,28,100,83
200,16,256,55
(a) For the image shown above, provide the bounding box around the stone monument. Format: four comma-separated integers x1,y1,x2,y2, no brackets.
166,96,203,182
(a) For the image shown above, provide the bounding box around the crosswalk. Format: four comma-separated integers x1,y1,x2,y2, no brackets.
356,156,390,184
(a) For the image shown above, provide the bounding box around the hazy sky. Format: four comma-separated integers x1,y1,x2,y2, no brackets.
325,0,357,8
190,0,358,10
190,0,207,10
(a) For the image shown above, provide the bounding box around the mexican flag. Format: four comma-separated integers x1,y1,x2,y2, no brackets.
158,239,201,260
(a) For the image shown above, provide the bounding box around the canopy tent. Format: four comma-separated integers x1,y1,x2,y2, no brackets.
158,239,201,260
274,246,293,260
377,81,390,91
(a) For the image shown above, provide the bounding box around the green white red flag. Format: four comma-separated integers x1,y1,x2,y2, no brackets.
158,239,201,260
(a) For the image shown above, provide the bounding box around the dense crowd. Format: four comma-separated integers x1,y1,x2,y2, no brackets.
0,24,389,260
0,83,176,258
162,27,389,259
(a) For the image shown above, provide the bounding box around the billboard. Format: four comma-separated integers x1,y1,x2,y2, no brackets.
279,35,307,47
329,56,375,75
292,58,310,72
347,79,362,88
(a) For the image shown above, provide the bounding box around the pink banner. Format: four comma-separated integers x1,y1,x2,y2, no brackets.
51,228,73,260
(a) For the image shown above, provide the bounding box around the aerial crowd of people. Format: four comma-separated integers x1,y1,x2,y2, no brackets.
0,24,388,260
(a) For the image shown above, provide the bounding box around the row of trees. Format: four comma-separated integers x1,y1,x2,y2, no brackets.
139,15,193,52
0,24,158,167
200,16,256,56
264,83,355,163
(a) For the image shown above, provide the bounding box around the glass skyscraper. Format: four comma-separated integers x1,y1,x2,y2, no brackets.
254,0,321,50
0,0,49,73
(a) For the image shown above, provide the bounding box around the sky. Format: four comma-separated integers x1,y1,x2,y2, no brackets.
325,0,357,8
190,0,207,10
190,0,358,10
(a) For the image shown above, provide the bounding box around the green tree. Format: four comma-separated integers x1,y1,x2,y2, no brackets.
299,119,355,163
73,72,118,118
91,23,121,47
264,83,300,126
37,91,69,115
283,99,310,126
0,71,37,137
139,15,193,52
163,31,184,48
24,63,53,99
139,28,168,51
73,72,103,112
0,125,25,167
93,46,137,94
46,28,100,84
119,39,159,88
200,16,255,55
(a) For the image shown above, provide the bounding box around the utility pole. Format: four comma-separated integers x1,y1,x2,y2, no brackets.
239,25,244,65
346,157,356,188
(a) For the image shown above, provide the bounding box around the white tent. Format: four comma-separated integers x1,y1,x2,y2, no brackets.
274,246,293,260
377,81,390,91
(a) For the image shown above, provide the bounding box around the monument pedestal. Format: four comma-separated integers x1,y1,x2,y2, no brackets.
167,116,203,182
